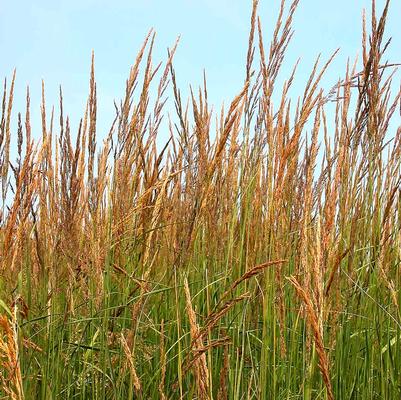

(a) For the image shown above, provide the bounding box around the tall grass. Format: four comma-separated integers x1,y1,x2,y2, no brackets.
1,0,401,398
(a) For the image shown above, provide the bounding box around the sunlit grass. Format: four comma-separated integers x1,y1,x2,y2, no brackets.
1,0,401,398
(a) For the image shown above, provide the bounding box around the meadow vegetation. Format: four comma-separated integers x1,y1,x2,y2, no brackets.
1,0,401,398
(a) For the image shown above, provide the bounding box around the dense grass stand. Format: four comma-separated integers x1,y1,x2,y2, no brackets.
1,0,401,398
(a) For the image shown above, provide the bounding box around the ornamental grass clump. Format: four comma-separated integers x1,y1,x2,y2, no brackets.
1,0,401,398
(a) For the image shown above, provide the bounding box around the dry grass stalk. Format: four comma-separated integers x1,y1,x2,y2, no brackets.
183,277,210,400
196,293,250,343
287,276,333,400
0,312,24,400
193,336,231,354
1,70,16,203
181,337,231,392
220,259,286,303
0,1,400,398
179,282,248,393
120,332,142,394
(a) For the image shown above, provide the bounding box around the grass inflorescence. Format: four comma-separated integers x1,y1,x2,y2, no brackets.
1,0,401,398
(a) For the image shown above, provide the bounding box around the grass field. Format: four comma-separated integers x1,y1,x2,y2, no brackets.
1,0,401,398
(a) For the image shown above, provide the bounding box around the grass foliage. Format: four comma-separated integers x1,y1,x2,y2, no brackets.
1,0,401,398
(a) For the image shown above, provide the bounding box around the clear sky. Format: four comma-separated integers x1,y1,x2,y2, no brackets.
0,0,400,143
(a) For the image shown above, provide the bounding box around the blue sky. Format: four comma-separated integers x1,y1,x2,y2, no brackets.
0,0,400,142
